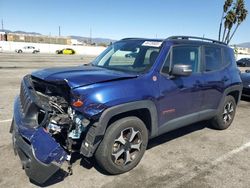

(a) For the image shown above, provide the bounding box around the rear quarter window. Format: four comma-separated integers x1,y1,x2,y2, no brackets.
204,46,222,72
223,48,235,66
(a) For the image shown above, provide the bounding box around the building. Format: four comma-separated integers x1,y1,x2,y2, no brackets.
6,33,71,45
0,31,7,41
237,47,250,55
70,39,84,45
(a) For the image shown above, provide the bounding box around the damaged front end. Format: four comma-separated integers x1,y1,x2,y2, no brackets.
11,75,95,184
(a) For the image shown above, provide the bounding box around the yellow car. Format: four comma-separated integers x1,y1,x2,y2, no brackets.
56,48,75,55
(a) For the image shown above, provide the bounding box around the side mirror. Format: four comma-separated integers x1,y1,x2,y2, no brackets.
171,64,192,76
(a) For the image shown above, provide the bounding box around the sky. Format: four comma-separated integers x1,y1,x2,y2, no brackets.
0,0,250,44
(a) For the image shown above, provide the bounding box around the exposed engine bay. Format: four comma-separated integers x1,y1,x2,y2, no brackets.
32,76,90,144
28,76,91,174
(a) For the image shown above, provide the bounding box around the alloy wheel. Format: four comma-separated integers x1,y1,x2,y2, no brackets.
112,127,142,166
223,101,234,125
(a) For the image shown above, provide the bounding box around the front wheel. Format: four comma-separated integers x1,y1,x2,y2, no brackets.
211,95,236,130
95,116,148,174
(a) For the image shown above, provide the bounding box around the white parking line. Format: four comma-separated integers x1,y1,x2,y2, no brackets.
167,141,250,188
0,119,12,123
212,141,250,166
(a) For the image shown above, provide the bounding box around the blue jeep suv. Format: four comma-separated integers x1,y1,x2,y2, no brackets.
10,36,242,183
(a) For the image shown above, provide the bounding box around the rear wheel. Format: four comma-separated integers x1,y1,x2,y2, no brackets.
211,95,236,130
95,116,148,174
18,50,22,53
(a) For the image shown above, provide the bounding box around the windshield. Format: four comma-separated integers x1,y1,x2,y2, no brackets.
92,40,163,73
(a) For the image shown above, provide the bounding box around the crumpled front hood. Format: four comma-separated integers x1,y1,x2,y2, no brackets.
32,65,137,88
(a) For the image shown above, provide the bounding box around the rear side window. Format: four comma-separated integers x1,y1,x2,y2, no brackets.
223,48,235,66
204,47,222,72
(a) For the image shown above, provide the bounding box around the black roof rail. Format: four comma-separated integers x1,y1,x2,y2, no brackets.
121,38,143,40
167,36,227,45
121,38,163,41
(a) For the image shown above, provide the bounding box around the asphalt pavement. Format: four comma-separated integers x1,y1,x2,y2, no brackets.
0,53,250,188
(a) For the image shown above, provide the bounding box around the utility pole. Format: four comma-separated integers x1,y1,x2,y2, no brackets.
89,27,92,45
1,19,3,30
59,26,61,37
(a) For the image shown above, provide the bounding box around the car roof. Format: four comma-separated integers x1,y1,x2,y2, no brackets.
167,39,228,48
165,36,228,48
121,38,164,42
121,36,228,48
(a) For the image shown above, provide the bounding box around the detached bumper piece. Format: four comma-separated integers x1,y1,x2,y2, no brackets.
12,125,60,184
80,122,104,157
11,94,67,184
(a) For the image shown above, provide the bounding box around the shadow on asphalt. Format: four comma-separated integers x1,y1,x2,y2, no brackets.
241,96,250,102
31,121,213,186
147,121,210,149
30,169,68,187
82,121,212,175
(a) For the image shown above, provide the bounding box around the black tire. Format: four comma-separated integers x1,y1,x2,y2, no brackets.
18,50,22,53
9,118,14,133
95,116,148,174
211,95,236,130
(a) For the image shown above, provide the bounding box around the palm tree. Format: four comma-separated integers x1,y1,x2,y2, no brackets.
227,1,248,44
222,10,236,42
223,10,237,43
219,0,233,41
219,0,248,44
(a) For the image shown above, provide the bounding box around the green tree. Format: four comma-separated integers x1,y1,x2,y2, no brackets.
219,0,248,44
223,10,237,43
227,0,248,44
219,0,233,41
